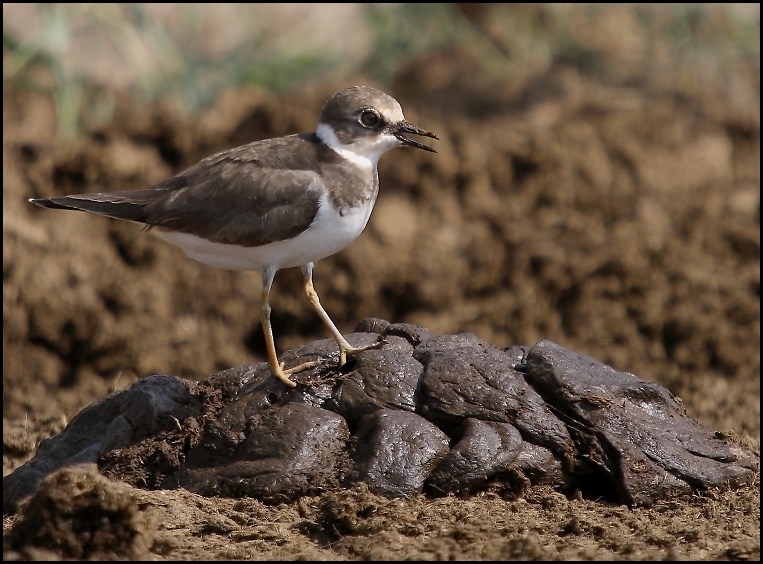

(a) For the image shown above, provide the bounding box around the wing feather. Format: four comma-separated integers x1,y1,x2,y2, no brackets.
30,134,334,248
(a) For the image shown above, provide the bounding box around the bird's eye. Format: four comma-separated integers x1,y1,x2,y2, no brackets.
359,110,381,128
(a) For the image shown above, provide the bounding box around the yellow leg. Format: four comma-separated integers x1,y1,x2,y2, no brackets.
301,263,384,366
260,266,319,387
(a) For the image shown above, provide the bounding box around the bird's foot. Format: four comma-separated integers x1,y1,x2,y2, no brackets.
271,359,321,388
270,336,388,387
338,336,388,366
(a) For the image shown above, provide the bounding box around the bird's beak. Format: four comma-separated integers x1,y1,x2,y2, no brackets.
393,121,438,152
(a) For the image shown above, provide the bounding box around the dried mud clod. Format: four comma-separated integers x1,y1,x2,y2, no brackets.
4,319,758,517
5,463,154,560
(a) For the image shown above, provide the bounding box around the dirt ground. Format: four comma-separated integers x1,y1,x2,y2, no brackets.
3,12,760,560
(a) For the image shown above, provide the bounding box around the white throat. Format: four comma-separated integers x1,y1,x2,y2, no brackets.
316,123,400,169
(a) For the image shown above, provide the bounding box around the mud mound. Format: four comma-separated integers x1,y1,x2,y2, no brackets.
4,321,758,518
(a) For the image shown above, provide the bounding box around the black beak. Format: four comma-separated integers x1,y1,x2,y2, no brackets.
393,121,438,152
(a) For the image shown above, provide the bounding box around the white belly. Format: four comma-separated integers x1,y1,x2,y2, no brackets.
156,191,376,271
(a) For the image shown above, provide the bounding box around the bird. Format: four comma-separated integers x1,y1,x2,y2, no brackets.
28,85,438,388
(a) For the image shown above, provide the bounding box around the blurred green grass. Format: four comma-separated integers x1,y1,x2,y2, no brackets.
3,3,759,138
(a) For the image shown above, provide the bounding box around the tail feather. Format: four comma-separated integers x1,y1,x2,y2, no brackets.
29,193,151,223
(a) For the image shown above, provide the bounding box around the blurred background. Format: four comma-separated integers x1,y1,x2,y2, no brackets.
4,4,758,137
3,4,760,445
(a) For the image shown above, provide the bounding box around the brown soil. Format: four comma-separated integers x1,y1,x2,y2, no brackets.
3,37,760,561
